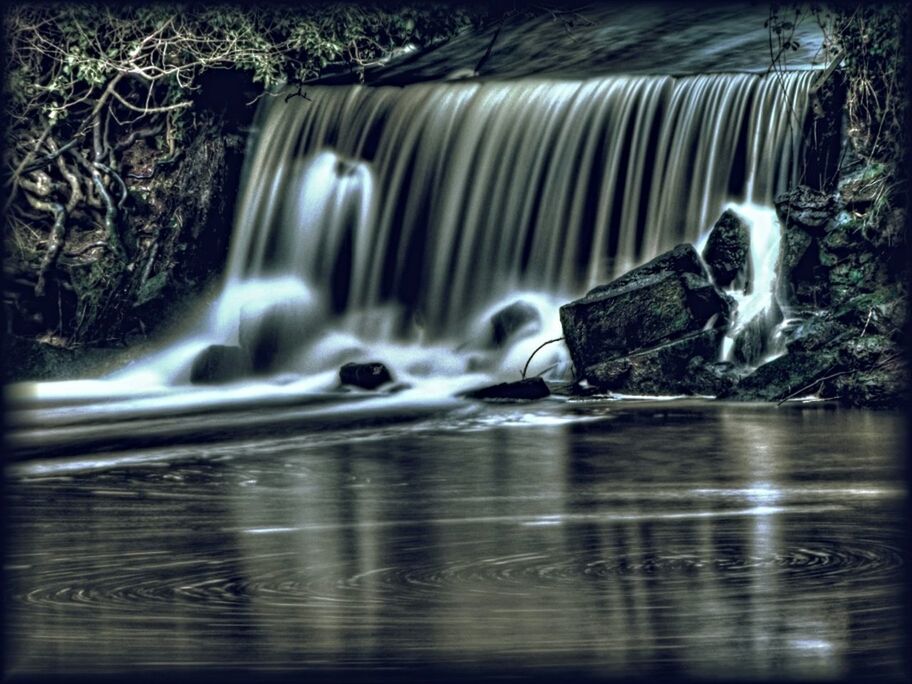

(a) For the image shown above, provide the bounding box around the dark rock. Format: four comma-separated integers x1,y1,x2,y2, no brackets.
721,350,839,401
586,357,632,388
701,209,751,289
784,316,850,354
732,316,767,366
239,300,316,373
463,377,550,401
684,357,738,396
774,186,834,232
835,334,893,368
733,299,783,365
562,272,694,365
585,329,724,394
832,362,909,409
560,248,730,374
339,361,393,390
777,226,830,308
820,212,863,256
190,345,252,384
490,300,541,347
831,290,906,339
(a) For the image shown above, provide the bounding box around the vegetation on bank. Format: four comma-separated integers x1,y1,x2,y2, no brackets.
2,3,490,348
765,1,909,406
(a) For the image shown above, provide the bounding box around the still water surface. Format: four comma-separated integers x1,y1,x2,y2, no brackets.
4,399,907,679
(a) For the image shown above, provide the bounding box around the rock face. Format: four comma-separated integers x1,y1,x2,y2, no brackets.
701,209,751,289
190,345,252,384
723,301,907,405
560,243,732,394
463,377,550,401
339,361,393,390
775,186,833,308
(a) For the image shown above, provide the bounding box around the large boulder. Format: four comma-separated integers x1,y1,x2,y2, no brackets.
190,345,252,384
560,243,732,384
701,209,751,289
585,328,725,394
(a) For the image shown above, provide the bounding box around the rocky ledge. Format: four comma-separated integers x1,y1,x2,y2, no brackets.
558,184,908,408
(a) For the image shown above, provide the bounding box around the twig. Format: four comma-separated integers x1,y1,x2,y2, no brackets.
521,337,564,380
64,241,112,257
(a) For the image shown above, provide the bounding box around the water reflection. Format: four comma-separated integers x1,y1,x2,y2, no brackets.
4,401,906,678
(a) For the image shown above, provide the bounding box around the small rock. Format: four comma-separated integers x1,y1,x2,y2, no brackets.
490,300,541,347
240,300,318,373
463,377,550,401
190,345,251,384
701,209,751,289
339,361,393,390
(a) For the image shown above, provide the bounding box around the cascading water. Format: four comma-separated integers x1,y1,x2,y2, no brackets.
106,70,814,393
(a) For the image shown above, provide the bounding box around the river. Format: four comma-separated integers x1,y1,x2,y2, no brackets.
4,397,906,679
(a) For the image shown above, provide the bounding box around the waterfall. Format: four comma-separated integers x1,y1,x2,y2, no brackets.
112,70,815,388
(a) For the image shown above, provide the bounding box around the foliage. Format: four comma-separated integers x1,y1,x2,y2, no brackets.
768,2,907,243
2,3,488,345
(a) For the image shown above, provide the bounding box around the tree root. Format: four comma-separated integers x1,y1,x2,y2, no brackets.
21,137,80,174
23,191,67,297
95,162,129,208
91,165,125,259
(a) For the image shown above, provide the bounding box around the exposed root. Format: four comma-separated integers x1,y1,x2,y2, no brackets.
23,191,67,297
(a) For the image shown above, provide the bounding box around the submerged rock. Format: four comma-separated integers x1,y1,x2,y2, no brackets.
560,243,731,383
701,209,751,289
339,361,393,390
489,300,541,347
240,300,319,373
463,377,550,401
189,345,252,384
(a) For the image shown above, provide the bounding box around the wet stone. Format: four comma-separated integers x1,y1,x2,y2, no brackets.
701,209,751,289
190,345,252,385
463,377,550,401
339,361,394,390
489,300,541,347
